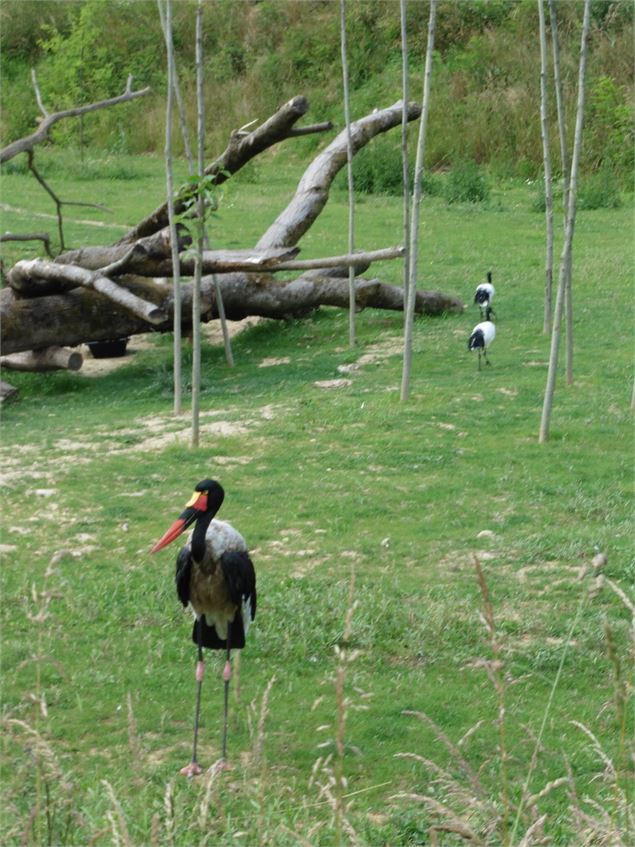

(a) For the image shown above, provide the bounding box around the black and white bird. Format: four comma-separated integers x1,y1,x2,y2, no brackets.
474,271,495,318
151,479,256,776
468,307,496,370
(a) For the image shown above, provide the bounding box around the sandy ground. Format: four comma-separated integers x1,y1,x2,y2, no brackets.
78,317,263,377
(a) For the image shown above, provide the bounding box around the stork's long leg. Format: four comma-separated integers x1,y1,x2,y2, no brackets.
180,617,205,777
221,622,232,761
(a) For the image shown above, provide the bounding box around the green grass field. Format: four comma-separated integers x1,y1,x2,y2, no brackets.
1,149,633,846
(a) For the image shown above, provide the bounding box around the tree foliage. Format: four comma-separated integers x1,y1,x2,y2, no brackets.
0,0,632,179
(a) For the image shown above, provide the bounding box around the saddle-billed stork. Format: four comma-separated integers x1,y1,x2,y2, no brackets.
468,307,496,370
151,479,256,776
474,271,496,318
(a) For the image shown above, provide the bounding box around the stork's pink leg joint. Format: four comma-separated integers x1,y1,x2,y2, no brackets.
223,660,231,682
196,660,205,682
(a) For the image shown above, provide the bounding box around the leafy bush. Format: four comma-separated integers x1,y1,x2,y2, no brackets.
530,180,563,213
577,167,623,210
585,76,634,176
342,139,445,198
444,159,489,203
350,138,405,196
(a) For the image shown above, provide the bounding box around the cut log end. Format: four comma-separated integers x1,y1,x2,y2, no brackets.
0,346,84,372
0,380,19,403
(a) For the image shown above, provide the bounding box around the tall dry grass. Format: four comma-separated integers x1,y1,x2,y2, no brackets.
391,553,634,846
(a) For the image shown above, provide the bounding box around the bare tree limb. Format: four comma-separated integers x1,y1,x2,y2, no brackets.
0,76,151,164
117,95,332,245
53,243,404,284
0,232,53,257
257,99,421,250
55,226,189,274
7,260,167,324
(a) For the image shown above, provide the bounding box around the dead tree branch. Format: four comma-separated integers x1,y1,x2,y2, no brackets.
0,232,53,258
117,95,332,244
0,74,150,164
257,99,421,249
7,259,167,324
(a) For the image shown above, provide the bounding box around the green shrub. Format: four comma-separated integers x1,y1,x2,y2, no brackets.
444,159,489,203
577,167,623,210
530,180,563,213
350,138,405,196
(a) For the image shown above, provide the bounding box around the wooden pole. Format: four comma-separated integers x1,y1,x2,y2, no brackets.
548,0,570,212
547,0,573,383
539,0,591,443
538,0,554,336
192,0,204,448
399,0,411,325
157,0,194,174
161,0,183,415
339,0,356,348
401,0,437,402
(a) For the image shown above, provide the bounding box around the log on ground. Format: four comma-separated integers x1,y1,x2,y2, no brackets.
0,273,463,356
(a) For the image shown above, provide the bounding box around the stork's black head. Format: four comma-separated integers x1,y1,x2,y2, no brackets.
194,479,224,512
150,478,224,553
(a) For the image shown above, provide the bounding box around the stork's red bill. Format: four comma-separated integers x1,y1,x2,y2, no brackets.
150,491,208,553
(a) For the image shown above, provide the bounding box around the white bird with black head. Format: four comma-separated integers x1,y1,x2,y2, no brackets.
151,478,256,776
474,271,496,319
468,307,496,370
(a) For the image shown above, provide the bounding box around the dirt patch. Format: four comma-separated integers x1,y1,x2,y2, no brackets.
79,318,263,378
259,356,290,368
314,378,353,389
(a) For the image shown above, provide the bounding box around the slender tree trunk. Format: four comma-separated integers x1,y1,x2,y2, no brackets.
401,0,437,403
157,0,194,174
539,0,591,443
547,0,574,384
161,0,182,415
339,0,356,348
192,0,204,448
538,0,554,336
548,0,569,211
399,0,411,326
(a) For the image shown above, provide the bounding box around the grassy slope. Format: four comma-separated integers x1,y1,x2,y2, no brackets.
1,151,633,845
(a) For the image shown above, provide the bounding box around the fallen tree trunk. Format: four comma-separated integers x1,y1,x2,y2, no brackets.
0,273,462,355
0,346,83,372
1,97,464,358
8,259,167,324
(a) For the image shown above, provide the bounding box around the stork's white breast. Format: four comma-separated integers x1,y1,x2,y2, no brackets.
198,518,248,559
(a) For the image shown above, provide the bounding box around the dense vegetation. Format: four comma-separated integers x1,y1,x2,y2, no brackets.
1,0,633,180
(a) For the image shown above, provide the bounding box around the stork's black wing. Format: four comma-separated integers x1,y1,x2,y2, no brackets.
189,553,256,651
220,550,257,620
175,546,192,608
